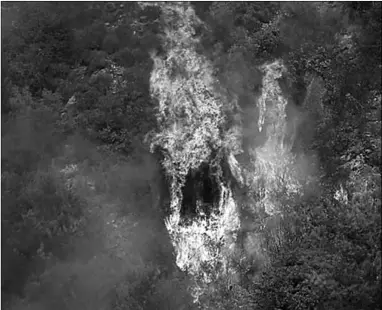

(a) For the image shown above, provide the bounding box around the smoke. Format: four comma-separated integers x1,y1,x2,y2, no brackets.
144,1,325,304
4,132,196,310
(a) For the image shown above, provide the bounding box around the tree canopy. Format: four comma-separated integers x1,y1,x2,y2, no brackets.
1,2,381,309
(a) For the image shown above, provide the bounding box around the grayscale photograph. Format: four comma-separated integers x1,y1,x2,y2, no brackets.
1,2,381,309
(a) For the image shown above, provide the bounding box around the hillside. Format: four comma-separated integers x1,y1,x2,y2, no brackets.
1,2,381,309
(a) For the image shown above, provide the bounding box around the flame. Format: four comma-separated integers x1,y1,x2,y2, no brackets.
245,60,301,215
147,3,243,300
146,1,302,303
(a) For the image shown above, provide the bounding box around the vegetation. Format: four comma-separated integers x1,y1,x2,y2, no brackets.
1,2,381,310
193,2,381,309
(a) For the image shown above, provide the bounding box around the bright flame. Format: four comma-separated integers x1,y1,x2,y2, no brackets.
148,3,241,296
146,1,302,303
242,60,301,216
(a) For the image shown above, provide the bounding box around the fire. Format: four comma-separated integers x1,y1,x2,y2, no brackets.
146,1,302,303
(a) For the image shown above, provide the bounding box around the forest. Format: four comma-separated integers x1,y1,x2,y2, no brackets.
1,2,381,310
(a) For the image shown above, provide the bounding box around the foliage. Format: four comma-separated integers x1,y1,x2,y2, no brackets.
255,172,381,309
1,2,381,310
2,3,75,96
1,89,85,300
3,134,196,309
183,3,381,309
281,2,381,177
1,2,161,154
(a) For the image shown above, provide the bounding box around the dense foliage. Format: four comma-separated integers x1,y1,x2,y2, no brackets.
1,2,381,310
2,2,161,152
192,2,381,309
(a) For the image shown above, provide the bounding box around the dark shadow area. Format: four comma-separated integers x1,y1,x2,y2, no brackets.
180,163,220,220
